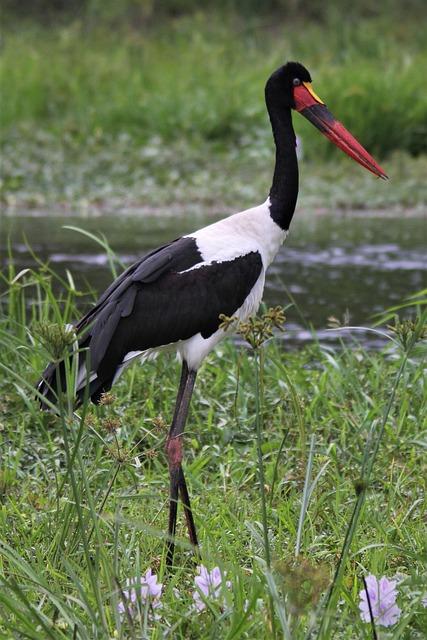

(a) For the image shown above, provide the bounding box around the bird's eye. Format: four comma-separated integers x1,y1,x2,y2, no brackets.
293,78,301,86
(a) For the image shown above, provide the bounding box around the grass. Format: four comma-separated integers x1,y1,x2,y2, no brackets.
0,241,426,638
2,11,427,213
1,12,427,157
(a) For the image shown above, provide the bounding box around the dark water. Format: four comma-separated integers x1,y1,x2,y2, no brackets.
1,208,426,347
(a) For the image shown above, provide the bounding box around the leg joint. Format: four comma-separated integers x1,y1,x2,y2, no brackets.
166,436,183,468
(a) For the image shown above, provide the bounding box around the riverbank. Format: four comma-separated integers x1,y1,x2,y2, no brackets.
2,10,426,216
2,131,427,214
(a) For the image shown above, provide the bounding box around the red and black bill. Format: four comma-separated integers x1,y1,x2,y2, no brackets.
293,82,388,179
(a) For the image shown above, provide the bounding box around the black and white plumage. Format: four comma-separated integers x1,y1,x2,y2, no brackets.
37,61,386,565
39,212,280,406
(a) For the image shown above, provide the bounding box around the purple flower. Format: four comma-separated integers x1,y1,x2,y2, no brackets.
118,568,162,617
422,593,427,608
192,565,232,612
359,575,401,627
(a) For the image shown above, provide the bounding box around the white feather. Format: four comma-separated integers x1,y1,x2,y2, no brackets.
184,198,287,269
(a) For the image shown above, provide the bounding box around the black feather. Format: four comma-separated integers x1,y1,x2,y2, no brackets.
93,250,263,387
38,237,263,407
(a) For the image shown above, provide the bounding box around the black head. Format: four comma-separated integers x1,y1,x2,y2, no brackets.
265,61,312,110
265,60,388,179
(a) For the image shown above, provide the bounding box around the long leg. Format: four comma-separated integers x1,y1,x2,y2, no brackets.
166,363,188,556
165,361,197,566
178,467,199,549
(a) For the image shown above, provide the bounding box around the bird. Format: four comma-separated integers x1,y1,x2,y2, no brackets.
37,61,387,566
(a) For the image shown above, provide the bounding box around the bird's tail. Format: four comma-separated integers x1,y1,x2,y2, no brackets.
36,360,65,410
36,334,108,410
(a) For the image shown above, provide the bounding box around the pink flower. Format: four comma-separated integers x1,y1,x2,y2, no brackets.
359,575,401,627
192,565,232,612
118,568,162,617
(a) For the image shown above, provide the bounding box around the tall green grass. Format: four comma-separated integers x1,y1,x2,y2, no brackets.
1,12,427,157
1,236,426,638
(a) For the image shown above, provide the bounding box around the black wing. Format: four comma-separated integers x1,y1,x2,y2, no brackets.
38,236,201,405
75,236,202,334
38,237,263,405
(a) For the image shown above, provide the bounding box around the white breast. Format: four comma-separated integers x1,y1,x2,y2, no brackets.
178,270,265,370
177,199,287,369
185,198,287,269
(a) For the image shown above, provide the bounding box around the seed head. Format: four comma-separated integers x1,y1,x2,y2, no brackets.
219,314,238,331
33,322,77,361
151,415,168,432
103,417,121,434
99,392,116,406
388,316,427,349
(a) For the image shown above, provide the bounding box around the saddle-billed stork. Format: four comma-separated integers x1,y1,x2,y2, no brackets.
38,61,387,565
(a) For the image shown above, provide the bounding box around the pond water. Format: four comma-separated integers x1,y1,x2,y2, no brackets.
2,207,426,348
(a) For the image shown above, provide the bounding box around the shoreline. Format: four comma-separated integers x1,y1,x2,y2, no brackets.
2,203,426,219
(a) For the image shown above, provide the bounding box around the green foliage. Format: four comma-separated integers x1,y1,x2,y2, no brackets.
0,241,426,638
1,11,427,158
2,0,426,23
